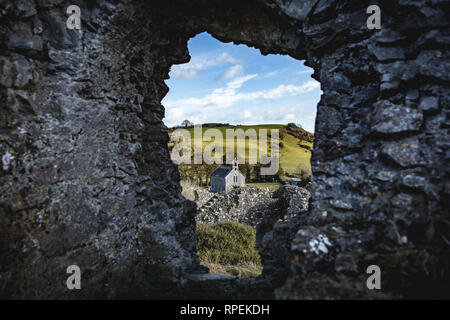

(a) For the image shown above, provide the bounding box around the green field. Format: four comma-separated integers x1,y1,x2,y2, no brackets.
169,124,313,177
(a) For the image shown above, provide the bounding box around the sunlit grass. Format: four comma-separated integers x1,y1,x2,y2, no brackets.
196,221,262,278
169,124,312,177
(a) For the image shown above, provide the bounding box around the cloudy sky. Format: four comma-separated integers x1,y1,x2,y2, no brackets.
162,32,322,132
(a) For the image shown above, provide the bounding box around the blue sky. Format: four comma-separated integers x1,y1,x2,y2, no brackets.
162,32,321,133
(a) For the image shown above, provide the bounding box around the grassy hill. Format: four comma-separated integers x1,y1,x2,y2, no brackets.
168,123,313,179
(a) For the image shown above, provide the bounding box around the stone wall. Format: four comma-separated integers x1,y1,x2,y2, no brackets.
195,184,309,245
0,0,449,299
0,0,201,299
196,186,276,228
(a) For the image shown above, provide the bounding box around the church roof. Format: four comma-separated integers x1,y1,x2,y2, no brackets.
210,165,233,178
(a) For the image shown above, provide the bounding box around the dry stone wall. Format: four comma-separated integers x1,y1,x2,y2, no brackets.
0,0,448,299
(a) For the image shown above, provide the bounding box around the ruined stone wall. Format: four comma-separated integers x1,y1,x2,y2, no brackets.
0,0,449,299
272,0,450,299
0,0,201,299
196,186,276,228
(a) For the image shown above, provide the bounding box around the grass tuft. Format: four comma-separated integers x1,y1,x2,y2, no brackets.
196,221,262,277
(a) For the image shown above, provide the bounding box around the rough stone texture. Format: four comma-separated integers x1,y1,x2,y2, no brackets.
193,184,310,262
369,100,423,134
193,188,215,208
255,185,310,250
195,186,275,228
272,185,310,218
0,0,201,299
0,0,449,299
184,273,274,300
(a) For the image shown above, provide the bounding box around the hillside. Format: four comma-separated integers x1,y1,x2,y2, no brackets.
168,123,314,180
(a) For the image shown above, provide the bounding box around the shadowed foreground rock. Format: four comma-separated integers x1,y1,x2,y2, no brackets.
0,0,449,299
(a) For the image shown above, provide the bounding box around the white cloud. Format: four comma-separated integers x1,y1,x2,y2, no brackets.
170,66,199,79
217,64,244,81
236,106,317,132
226,74,257,89
165,103,318,133
169,52,240,79
252,81,320,99
242,110,252,119
164,78,319,114
262,71,279,78
297,69,314,74
215,52,239,64
166,106,209,126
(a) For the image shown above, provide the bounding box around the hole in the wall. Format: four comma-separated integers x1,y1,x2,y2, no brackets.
162,32,321,278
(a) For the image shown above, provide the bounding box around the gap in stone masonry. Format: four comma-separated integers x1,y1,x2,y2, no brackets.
162,32,321,279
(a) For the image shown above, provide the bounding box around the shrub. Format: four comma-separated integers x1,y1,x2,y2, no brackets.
196,221,261,266
286,122,314,143
277,167,285,182
296,162,312,182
